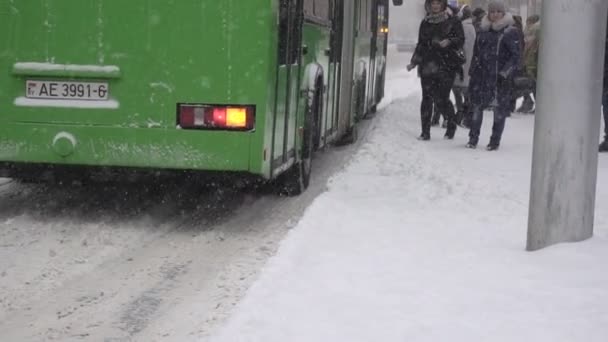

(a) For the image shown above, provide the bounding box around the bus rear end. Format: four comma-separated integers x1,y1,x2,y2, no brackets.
0,1,274,180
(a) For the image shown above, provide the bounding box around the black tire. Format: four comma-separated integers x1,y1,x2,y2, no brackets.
278,89,318,196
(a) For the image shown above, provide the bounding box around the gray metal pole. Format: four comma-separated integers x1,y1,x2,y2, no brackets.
527,0,608,251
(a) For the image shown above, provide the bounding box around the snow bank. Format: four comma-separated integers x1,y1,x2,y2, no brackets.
211,64,608,342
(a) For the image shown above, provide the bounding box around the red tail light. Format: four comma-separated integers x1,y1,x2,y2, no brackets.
178,104,255,131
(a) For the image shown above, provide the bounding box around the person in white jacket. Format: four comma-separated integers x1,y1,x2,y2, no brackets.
452,5,476,127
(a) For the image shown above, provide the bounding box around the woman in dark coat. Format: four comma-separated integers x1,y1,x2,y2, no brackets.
466,1,521,150
407,0,465,141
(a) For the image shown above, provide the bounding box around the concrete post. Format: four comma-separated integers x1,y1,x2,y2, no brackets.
527,0,608,251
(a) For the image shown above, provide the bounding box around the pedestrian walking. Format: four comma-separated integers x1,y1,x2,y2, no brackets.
472,7,486,33
408,0,465,141
516,14,541,114
453,4,476,127
466,1,521,151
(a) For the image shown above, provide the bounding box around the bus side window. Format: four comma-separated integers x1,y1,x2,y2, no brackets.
279,0,289,65
359,0,369,33
314,0,329,20
288,0,302,65
279,0,301,65
304,0,314,17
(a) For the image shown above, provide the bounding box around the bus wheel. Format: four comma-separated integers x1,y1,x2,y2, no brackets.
278,91,317,196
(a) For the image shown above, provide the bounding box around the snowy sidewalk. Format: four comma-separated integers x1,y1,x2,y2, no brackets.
211,69,608,342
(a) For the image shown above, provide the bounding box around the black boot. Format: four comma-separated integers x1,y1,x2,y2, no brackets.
431,117,440,127
419,119,431,141
486,144,500,151
466,135,479,149
418,133,430,141
599,140,608,152
487,137,500,151
444,122,457,139
455,111,464,126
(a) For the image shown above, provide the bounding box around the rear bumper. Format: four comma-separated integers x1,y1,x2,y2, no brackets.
0,161,262,185
0,122,257,175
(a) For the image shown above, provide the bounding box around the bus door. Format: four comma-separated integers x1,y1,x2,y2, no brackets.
329,0,344,132
337,0,357,136
368,0,380,108
273,0,303,175
375,0,390,102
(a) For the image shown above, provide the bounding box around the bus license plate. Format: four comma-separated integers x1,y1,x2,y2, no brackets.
26,80,109,101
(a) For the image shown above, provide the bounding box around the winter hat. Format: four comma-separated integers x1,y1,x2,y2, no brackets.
472,7,486,18
488,1,506,13
425,0,448,13
459,5,472,20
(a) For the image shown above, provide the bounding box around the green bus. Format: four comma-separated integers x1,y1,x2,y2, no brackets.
0,0,402,195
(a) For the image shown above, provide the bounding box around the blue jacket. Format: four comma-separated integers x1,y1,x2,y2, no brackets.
469,13,521,109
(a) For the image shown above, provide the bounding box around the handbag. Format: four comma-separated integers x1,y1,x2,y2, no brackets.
513,75,536,92
454,48,466,65
444,47,466,69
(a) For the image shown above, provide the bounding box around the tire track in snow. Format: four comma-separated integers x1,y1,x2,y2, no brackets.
0,115,379,341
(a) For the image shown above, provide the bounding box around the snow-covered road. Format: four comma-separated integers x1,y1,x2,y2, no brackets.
4,47,608,342
0,123,373,341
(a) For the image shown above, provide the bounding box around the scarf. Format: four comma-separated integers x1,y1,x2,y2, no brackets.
425,10,449,24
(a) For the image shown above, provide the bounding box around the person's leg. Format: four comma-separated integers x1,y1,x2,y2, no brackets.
463,87,472,126
467,105,484,147
603,88,608,138
419,77,434,140
431,101,440,126
600,88,608,151
453,87,464,125
488,105,509,150
529,83,537,114
434,73,458,139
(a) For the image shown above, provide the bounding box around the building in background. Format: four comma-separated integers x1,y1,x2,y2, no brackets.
471,0,541,17
388,0,542,50
389,0,425,45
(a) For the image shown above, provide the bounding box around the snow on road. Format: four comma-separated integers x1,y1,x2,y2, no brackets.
0,130,368,341
2,48,608,342
212,56,608,342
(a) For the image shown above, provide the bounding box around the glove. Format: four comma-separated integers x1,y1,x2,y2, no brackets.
407,64,416,72
438,39,450,48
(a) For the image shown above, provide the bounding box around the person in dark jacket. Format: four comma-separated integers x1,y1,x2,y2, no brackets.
599,10,608,152
509,15,526,115
407,0,465,141
516,14,541,113
454,5,476,127
472,7,486,33
466,1,521,151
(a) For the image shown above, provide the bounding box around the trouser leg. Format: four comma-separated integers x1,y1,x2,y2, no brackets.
433,73,457,137
453,87,464,113
603,88,608,140
489,106,509,147
453,87,465,125
463,87,471,122
468,105,484,145
420,77,434,137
